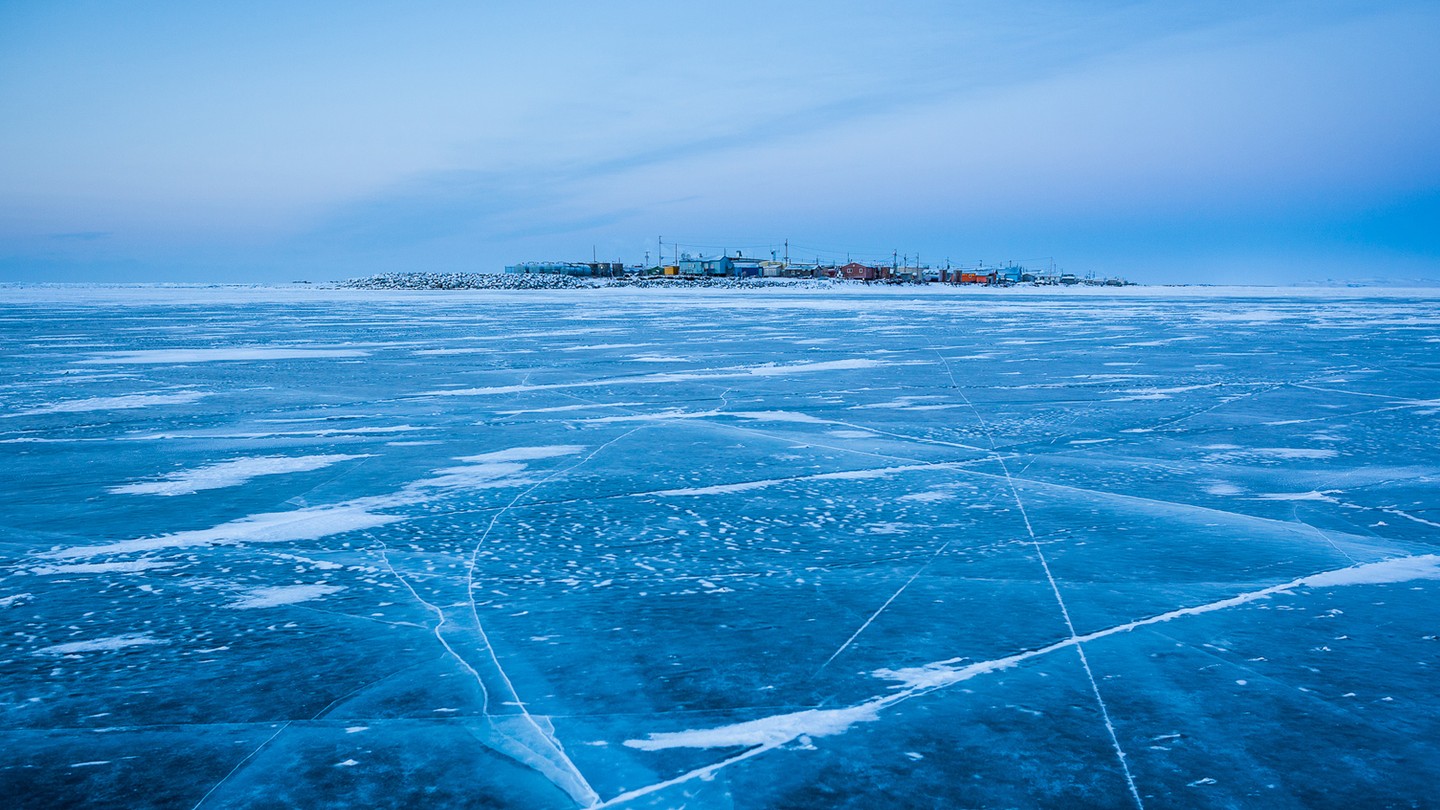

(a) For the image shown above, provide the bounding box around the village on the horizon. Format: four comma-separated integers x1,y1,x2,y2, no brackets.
503,239,1131,286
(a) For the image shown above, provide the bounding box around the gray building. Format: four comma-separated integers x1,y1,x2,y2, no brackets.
504,261,623,276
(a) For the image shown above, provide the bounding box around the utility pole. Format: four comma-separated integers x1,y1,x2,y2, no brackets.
784,239,789,267
892,250,898,277
658,236,662,269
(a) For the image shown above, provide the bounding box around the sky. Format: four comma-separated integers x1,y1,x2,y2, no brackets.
1,0,1438,284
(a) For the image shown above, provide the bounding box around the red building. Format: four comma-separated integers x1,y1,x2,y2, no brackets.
837,262,885,281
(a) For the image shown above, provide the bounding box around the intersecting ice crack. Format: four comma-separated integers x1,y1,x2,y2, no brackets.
371,432,645,808
608,553,1440,806
926,341,1146,809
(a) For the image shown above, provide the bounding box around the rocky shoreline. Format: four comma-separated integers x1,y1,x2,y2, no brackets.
337,272,872,291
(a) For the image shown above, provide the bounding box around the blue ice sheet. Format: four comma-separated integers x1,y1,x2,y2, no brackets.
2,288,1437,808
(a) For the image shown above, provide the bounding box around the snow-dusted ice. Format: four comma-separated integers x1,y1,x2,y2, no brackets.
2,286,1438,808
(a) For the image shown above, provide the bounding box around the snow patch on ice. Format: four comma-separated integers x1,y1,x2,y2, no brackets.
229,583,344,609
495,403,641,415
79,348,368,364
1203,446,1338,461
423,358,897,397
9,391,209,417
624,704,883,751
650,462,968,497
816,468,895,481
1109,393,1172,402
652,480,777,497
110,453,370,496
1300,555,1440,588
873,655,1029,691
31,560,176,575
414,347,496,356
37,633,169,655
455,445,585,463
730,410,825,423
43,504,403,559
1252,448,1339,460
1204,483,1244,496
1254,491,1339,503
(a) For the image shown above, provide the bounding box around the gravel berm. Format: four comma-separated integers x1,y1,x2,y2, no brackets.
338,273,917,290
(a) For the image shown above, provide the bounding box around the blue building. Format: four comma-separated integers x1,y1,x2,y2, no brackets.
676,255,764,277
677,255,732,276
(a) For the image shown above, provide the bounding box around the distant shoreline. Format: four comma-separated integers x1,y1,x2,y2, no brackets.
4,281,1440,305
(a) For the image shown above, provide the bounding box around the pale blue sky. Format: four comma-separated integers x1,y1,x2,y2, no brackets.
2,1,1437,282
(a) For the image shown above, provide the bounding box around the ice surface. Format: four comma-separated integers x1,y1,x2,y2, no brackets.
2,286,1438,808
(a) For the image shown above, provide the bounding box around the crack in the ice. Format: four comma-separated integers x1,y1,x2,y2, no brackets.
457,429,646,808
814,540,952,676
1290,509,1358,565
189,721,291,809
594,742,782,808
309,655,443,720
928,341,1146,809
372,535,600,806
